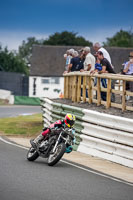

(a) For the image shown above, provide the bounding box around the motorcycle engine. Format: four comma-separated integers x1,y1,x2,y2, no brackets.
39,140,48,152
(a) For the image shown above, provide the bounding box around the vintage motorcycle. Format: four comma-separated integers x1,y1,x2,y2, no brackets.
27,127,75,166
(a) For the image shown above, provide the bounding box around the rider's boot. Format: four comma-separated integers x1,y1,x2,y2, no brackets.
31,134,44,148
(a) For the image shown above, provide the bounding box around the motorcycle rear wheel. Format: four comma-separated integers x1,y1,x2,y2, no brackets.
48,143,66,166
27,147,39,161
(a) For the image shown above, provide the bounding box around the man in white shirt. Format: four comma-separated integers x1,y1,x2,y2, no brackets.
81,47,95,71
93,42,112,64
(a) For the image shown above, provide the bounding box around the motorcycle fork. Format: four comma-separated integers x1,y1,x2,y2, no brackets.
52,132,62,153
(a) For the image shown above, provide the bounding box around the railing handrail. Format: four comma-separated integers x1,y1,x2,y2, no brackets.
63,71,133,112
63,72,133,81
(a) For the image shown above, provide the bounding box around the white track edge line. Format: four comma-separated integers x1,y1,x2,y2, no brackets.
0,136,133,187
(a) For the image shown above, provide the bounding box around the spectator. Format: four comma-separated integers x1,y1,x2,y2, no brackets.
65,49,75,69
123,51,133,101
97,51,115,74
93,42,112,65
68,51,84,72
91,60,107,101
63,49,75,74
97,51,116,101
81,47,95,72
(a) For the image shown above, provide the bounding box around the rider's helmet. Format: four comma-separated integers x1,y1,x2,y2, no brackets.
64,113,76,128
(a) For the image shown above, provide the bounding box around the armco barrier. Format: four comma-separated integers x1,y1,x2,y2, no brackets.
41,98,133,168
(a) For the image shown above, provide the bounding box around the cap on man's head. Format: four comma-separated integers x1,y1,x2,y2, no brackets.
83,47,90,52
129,51,133,57
97,51,103,56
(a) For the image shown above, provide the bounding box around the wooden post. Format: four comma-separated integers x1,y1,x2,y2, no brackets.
64,76,66,98
106,78,111,108
65,76,69,98
72,75,77,102
122,80,126,111
97,77,101,106
88,76,92,104
77,76,81,102
68,77,72,99
83,76,86,102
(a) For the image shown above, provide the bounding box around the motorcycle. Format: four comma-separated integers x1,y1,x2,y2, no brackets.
27,127,74,166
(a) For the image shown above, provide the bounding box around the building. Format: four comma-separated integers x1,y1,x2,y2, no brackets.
29,45,133,98
29,45,80,98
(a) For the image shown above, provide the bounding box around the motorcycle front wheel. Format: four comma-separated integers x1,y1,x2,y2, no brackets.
47,143,66,166
27,147,39,161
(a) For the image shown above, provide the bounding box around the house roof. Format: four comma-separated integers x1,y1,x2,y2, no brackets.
30,45,82,77
30,45,133,76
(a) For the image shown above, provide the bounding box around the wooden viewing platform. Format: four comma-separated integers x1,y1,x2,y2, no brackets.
63,72,133,112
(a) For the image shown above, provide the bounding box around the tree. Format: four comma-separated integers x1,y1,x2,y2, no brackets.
0,45,29,75
18,37,41,64
43,31,92,46
103,29,133,47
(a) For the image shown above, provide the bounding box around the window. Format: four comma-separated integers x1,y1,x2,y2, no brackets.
41,79,49,84
51,78,59,84
41,77,60,84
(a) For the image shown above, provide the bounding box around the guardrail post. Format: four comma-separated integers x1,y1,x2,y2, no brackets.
77,75,81,102
72,75,77,102
88,76,92,104
106,78,111,108
97,77,101,106
122,80,126,111
83,76,86,102
65,76,69,98
68,76,72,99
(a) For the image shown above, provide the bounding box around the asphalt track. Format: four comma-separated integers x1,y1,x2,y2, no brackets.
0,138,133,200
0,105,41,118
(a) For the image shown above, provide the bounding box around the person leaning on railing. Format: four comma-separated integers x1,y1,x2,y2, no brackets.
95,51,116,102
67,51,84,72
80,47,95,72
122,51,133,102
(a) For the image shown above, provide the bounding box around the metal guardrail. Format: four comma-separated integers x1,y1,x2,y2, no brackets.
41,98,133,168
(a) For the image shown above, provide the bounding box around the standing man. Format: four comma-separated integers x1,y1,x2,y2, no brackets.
81,47,95,72
93,42,112,65
68,51,83,72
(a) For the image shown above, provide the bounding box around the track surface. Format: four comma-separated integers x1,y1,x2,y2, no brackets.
0,139,133,200
0,105,41,118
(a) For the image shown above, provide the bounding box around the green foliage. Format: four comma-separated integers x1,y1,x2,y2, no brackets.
103,29,133,47
43,31,92,46
0,45,29,75
18,37,41,63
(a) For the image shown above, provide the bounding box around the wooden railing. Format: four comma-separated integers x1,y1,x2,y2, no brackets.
63,72,133,112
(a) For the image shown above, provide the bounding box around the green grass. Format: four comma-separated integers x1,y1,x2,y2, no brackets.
0,113,43,137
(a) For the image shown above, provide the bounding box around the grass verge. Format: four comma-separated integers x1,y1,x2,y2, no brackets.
0,113,43,137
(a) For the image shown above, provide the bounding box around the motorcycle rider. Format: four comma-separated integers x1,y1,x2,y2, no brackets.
32,113,76,153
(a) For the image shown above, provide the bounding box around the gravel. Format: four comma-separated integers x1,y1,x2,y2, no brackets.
53,98,133,119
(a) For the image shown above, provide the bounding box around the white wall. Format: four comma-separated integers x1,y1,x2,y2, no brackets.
29,76,64,98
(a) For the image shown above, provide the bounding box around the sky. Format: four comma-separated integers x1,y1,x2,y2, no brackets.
0,0,133,51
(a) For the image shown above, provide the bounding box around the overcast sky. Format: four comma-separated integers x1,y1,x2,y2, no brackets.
0,0,133,50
